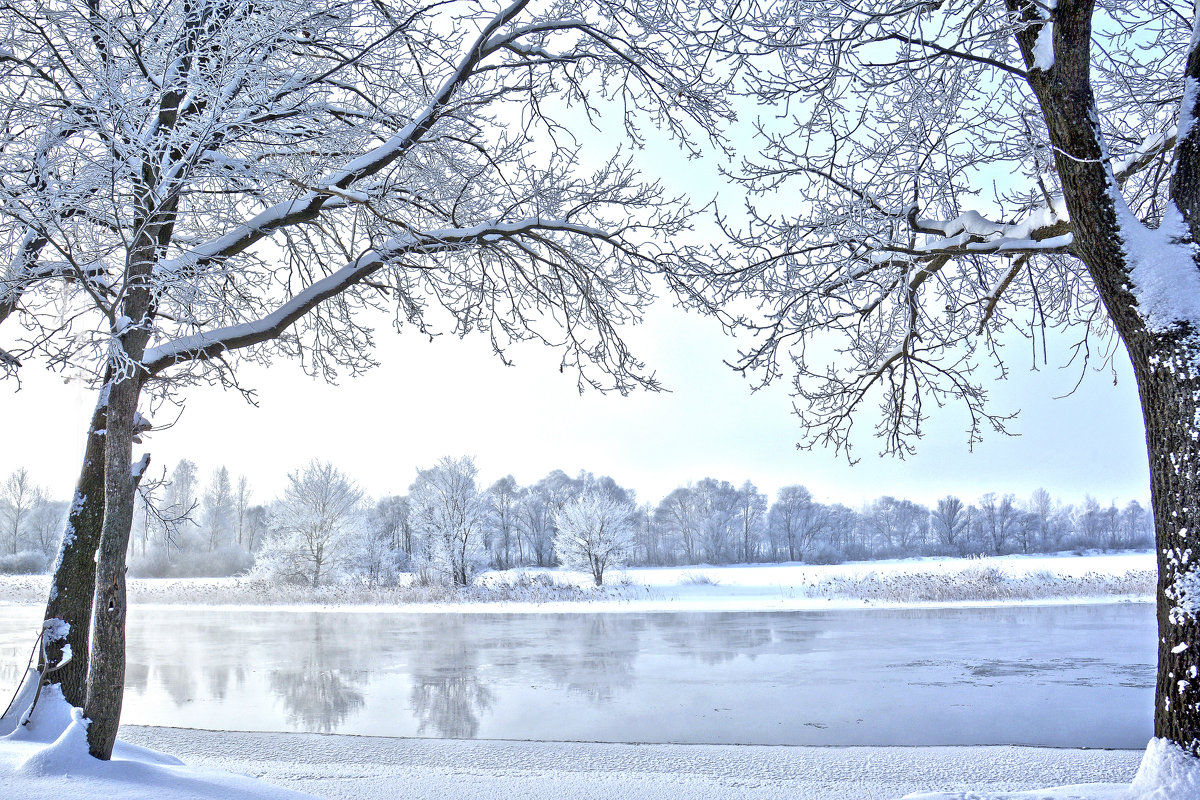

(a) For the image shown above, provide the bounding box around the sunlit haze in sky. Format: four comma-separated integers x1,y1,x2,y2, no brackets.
4,296,1149,510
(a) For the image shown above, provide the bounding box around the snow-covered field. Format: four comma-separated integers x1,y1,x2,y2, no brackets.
0,551,1157,613
0,551,1186,800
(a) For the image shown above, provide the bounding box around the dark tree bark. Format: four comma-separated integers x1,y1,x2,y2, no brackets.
1140,340,1200,748
41,397,108,708
82,374,147,760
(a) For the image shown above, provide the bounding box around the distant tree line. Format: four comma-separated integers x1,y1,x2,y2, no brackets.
0,461,1154,585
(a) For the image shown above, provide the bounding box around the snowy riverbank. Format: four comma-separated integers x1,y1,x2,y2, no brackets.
0,701,1154,800
8,699,1200,800
118,726,1150,800
0,551,1156,612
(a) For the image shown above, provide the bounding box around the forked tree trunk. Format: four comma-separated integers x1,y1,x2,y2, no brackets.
41,396,108,708
83,374,146,760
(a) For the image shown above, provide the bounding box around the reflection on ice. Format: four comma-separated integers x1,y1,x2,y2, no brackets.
409,616,494,738
269,668,364,733
537,615,642,702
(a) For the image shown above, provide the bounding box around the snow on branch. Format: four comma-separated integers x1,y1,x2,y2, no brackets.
144,219,616,374
0,0,741,393
158,3,529,275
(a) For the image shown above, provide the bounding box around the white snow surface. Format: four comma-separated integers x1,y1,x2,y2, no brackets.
0,680,312,800
1032,21,1055,71
1117,199,1200,339
908,738,1200,799
73,725,1152,800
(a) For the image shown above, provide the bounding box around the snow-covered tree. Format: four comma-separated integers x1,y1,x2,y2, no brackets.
234,475,253,551
693,0,1200,755
371,495,411,564
630,502,666,566
202,467,234,551
162,459,200,547
345,499,403,589
485,476,521,570
244,505,269,554
25,491,67,561
978,493,1019,556
767,485,826,562
1,468,34,556
1075,495,1105,549
553,490,635,586
516,489,554,568
694,478,739,564
866,496,928,555
1027,489,1055,552
257,461,362,587
0,0,740,757
409,456,487,587
1120,500,1154,550
734,480,767,563
655,486,703,564
519,470,583,567
932,496,969,556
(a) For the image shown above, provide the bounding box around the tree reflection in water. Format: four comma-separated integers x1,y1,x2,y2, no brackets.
268,667,365,733
535,615,642,703
266,614,366,733
409,616,494,738
651,613,779,665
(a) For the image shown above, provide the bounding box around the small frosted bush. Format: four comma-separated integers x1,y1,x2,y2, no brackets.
804,545,846,565
804,566,1153,603
0,550,51,575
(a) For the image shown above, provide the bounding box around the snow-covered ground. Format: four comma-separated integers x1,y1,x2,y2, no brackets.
0,550,1157,613
0,697,1190,800
113,727,1151,800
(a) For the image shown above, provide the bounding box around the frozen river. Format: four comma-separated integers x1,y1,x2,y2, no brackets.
0,602,1154,747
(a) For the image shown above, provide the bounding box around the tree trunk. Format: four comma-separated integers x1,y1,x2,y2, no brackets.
83,374,146,760
1132,336,1200,749
41,390,109,708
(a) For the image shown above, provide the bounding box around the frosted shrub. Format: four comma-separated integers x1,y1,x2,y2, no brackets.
245,535,314,586
806,567,1154,603
804,545,846,565
131,545,254,578
0,550,50,575
553,490,636,586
